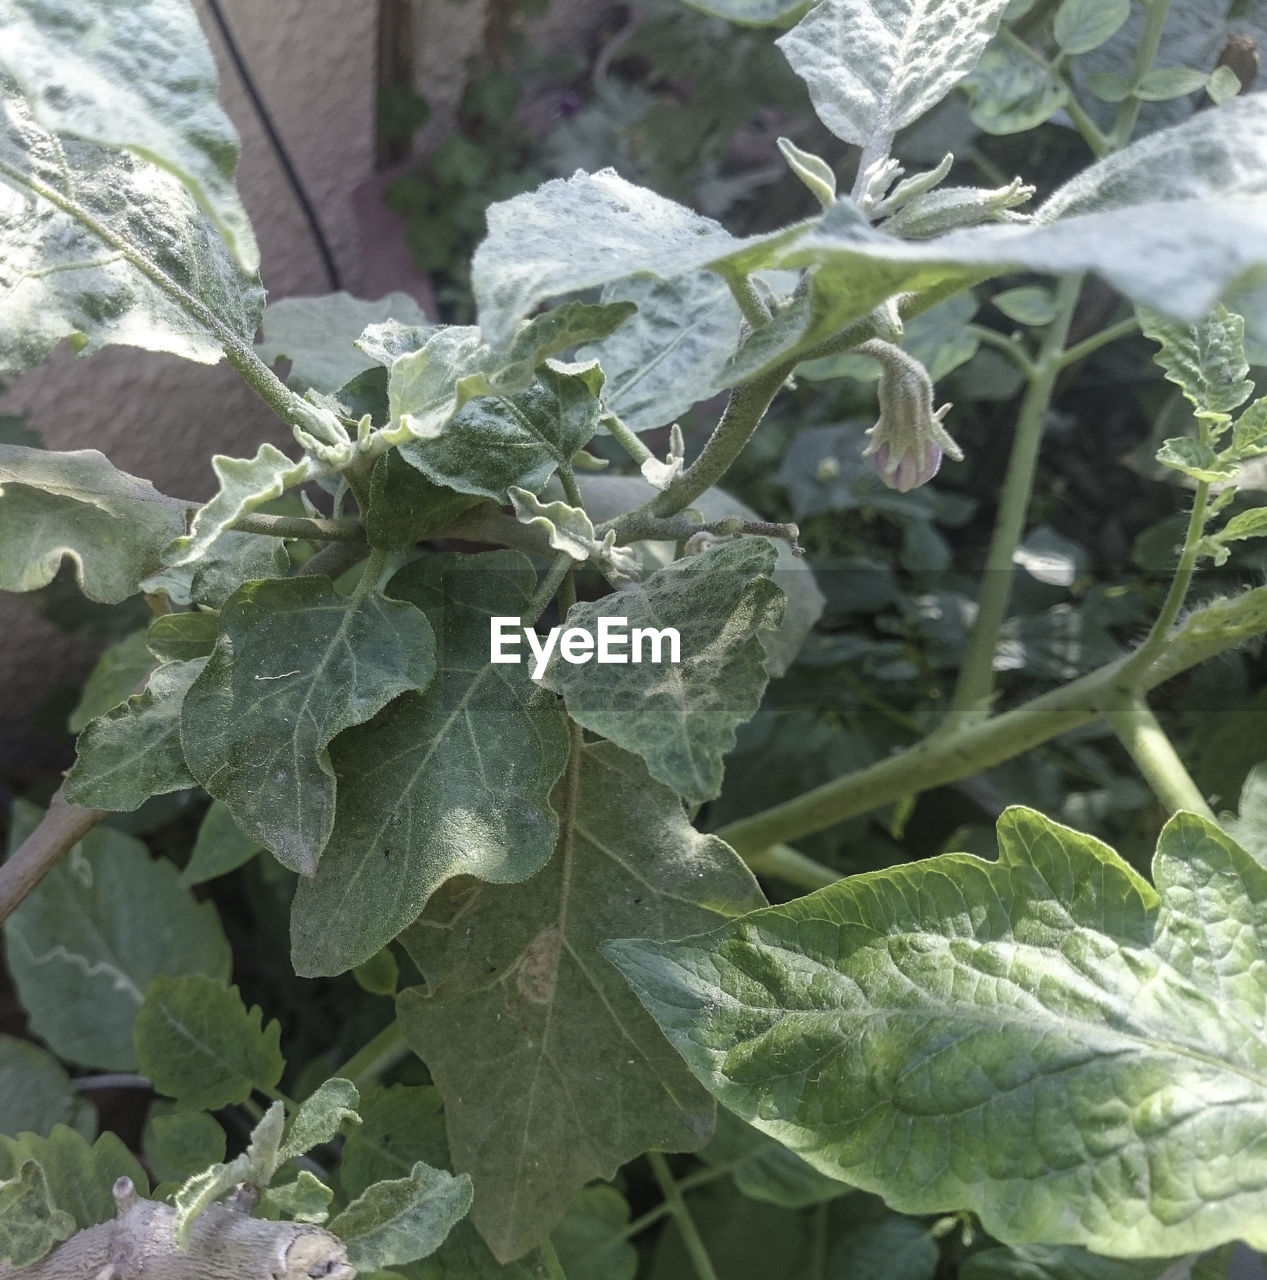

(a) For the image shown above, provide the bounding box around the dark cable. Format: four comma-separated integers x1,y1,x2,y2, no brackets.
204,0,344,291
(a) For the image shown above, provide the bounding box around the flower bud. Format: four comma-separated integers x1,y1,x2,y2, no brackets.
857,339,962,492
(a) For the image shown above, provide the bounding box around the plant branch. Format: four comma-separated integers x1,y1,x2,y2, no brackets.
1109,0,1177,149
949,272,1083,722
717,587,1267,858
722,269,773,328
602,414,654,466
0,788,109,927
1105,694,1215,819
332,1019,409,1091
0,1178,352,1280
744,843,840,890
648,1153,719,1280
1055,315,1140,370
966,325,1037,377
523,553,577,625
197,511,366,544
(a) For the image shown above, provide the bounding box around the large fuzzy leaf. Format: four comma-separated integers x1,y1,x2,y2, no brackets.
577,273,743,433
289,552,570,977
399,361,604,502
3,803,230,1071
776,0,1012,149
0,447,188,604
0,74,261,376
180,576,437,876
0,0,256,271
609,807,1267,1258
472,169,801,350
397,740,765,1261
64,658,205,810
539,538,784,804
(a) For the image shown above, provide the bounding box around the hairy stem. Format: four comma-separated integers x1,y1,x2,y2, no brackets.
523,553,577,625
1106,694,1215,819
717,589,1265,857
648,1153,719,1280
216,512,365,543
603,414,654,466
722,269,773,328
1110,0,1177,149
0,788,109,926
333,1019,410,1090
950,272,1083,722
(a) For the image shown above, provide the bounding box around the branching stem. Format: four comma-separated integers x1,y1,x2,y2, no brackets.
648,1153,719,1280
1105,694,1215,819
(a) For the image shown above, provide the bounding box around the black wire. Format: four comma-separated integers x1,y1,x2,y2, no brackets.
205,0,344,292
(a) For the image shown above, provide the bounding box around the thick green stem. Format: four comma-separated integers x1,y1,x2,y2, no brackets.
1110,0,1177,149
333,1020,410,1090
648,1153,719,1280
717,592,1262,857
216,512,365,543
558,464,585,510
603,414,654,466
950,273,1083,721
1105,695,1215,819
523,553,576,625
722,269,773,328
744,843,840,890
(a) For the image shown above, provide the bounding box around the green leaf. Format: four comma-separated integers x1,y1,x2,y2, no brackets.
1042,96,1267,219
258,292,432,395
141,529,290,610
4,802,230,1070
0,1160,74,1268
386,326,487,440
0,0,256,271
0,1126,148,1232
578,273,742,433
366,449,480,549
992,286,1057,326
679,0,812,24
550,1186,638,1280
279,1079,361,1164
1211,506,1267,549
181,576,437,876
507,488,600,563
472,170,796,351
0,1036,95,1141
492,300,639,392
609,806,1267,1257
1138,305,1253,422
1135,67,1209,101
329,1162,473,1270
399,361,604,503
397,740,765,1261
180,800,263,887
1227,761,1267,867
353,948,399,996
147,611,222,664
775,0,1012,147
64,658,204,810
289,552,570,977
1207,64,1243,107
702,1109,852,1209
67,629,155,733
1154,436,1237,483
539,539,784,804
1053,0,1130,54
142,1109,226,1185
961,44,1069,135
961,1243,1197,1279
1231,398,1267,460
574,475,824,678
263,1171,334,1224
133,975,283,1110
340,1086,571,1280
0,447,188,604
163,444,314,570
830,1214,938,1280
0,73,262,377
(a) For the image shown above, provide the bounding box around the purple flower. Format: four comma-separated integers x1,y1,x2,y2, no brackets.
858,340,962,493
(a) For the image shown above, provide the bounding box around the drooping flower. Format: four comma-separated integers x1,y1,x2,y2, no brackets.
857,339,962,492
